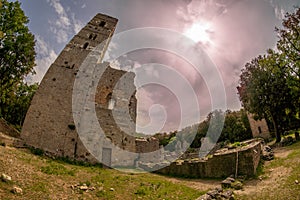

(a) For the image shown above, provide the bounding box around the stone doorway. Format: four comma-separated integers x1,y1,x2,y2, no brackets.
102,148,112,167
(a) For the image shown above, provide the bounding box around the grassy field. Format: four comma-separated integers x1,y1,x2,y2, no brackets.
1,140,300,199
0,145,206,200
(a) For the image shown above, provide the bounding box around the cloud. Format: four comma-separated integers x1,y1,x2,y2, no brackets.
27,36,57,83
47,0,83,44
29,0,84,84
71,13,84,33
175,0,282,111
266,0,300,21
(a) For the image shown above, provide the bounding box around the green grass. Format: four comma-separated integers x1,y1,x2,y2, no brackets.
0,146,205,200
28,182,48,193
40,161,76,176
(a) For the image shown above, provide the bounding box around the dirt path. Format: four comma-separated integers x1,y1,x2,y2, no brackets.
162,176,220,191
235,146,294,198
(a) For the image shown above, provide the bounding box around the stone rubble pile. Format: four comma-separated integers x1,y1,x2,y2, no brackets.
196,187,235,200
197,175,246,200
70,183,96,192
262,145,274,161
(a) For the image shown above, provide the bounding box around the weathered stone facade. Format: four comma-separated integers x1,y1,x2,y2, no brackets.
21,13,159,167
155,139,262,178
21,14,119,163
247,113,271,139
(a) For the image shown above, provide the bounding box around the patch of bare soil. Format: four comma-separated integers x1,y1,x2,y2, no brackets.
163,176,220,191
273,147,292,158
234,147,295,198
235,166,291,197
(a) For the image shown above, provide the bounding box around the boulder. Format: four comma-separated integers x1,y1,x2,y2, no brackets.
79,184,88,191
207,189,219,198
262,146,274,161
196,194,212,200
1,173,12,182
221,190,234,199
231,181,243,190
11,186,23,195
221,177,235,189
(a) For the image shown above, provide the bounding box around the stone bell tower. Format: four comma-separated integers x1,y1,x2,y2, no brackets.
21,14,138,164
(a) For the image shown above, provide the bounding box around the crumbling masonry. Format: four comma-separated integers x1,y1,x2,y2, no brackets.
21,13,159,167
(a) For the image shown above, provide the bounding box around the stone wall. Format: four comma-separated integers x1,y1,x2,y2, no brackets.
21,14,119,163
155,140,262,178
247,113,270,139
135,137,159,153
21,13,160,167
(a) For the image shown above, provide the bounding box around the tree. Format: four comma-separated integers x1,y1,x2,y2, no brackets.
188,109,252,148
2,82,38,129
238,52,296,143
275,8,300,114
0,0,36,127
238,8,300,143
219,109,252,143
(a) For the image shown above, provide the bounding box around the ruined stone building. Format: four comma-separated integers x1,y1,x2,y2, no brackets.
21,13,159,167
247,113,270,139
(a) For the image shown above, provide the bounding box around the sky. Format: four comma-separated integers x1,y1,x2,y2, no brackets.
18,0,300,134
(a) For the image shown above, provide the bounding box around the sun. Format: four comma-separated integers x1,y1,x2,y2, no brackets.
184,22,212,44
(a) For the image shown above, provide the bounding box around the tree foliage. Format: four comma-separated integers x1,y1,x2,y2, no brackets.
275,8,300,113
219,109,252,143
158,109,252,149
238,8,300,143
0,0,37,128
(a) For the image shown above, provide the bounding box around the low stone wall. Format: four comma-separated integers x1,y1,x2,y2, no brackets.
135,137,159,153
155,140,262,178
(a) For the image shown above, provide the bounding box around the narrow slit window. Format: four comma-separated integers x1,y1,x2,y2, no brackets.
93,35,97,40
89,34,93,39
99,21,106,27
83,42,89,49
258,126,262,134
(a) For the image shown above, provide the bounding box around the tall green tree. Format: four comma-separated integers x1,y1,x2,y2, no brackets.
0,0,36,128
219,109,252,143
238,8,300,143
275,8,300,114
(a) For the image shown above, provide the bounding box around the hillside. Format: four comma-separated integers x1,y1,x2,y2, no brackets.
0,137,300,199
0,143,209,200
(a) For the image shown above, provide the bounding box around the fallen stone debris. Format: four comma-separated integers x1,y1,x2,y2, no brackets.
70,183,96,192
197,175,246,200
221,177,243,190
262,145,274,161
197,187,235,200
11,186,23,195
1,173,12,182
